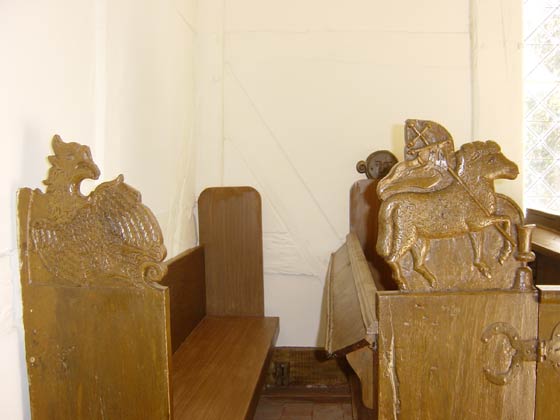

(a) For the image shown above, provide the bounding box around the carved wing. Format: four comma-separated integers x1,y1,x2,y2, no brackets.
89,175,167,282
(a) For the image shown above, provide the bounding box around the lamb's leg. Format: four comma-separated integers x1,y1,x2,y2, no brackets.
496,218,512,264
469,231,491,279
387,219,416,291
411,238,437,287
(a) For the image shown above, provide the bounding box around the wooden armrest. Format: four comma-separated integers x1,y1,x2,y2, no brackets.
172,316,279,420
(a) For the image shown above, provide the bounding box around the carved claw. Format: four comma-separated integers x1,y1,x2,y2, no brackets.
474,262,492,279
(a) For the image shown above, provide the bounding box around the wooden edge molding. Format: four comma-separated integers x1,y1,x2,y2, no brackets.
346,233,379,339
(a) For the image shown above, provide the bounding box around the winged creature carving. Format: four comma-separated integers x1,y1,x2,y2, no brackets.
27,135,167,286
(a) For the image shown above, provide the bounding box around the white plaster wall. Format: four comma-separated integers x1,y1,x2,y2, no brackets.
0,1,197,418
215,0,474,346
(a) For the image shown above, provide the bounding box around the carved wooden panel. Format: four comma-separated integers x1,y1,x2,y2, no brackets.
377,120,526,291
377,290,538,420
18,136,171,419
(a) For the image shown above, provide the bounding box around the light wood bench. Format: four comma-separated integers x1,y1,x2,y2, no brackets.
17,136,278,420
162,187,279,419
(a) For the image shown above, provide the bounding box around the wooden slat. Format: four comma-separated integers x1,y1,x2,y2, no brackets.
198,187,264,316
346,233,378,339
325,243,368,355
172,316,279,420
161,246,206,353
536,286,560,420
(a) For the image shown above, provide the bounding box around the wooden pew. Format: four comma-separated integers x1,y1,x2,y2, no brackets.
18,137,278,420
162,187,279,420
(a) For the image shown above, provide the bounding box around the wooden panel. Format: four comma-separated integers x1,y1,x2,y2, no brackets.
532,227,560,260
377,290,538,420
536,286,560,420
18,181,171,418
325,242,368,355
349,179,395,290
526,208,560,232
161,246,206,353
198,187,264,316
172,316,279,420
346,346,377,410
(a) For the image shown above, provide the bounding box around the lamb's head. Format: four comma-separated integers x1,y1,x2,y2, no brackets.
456,141,518,182
43,135,100,194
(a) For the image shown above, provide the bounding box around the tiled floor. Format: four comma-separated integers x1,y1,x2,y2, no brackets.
253,399,353,420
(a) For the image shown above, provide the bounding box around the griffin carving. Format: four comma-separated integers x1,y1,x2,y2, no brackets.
24,135,167,286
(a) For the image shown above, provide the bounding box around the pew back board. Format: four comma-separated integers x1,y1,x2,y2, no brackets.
199,187,264,316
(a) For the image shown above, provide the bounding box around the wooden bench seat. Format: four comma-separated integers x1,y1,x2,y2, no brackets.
18,137,279,420
172,316,278,419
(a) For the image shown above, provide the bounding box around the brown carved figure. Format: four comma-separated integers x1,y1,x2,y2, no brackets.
23,135,167,286
376,140,519,289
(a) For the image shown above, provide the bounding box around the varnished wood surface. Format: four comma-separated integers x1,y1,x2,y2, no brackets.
349,179,394,290
325,241,369,355
346,346,377,410
532,226,560,259
198,187,264,316
526,208,560,233
17,139,172,420
172,316,279,420
376,290,538,420
536,286,560,420
161,246,206,353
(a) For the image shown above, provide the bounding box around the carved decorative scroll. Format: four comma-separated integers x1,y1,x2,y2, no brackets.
376,120,529,291
19,135,167,287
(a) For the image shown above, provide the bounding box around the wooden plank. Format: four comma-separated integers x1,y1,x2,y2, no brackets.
172,316,279,420
346,346,377,410
346,233,378,339
198,187,264,316
161,246,206,353
532,226,560,259
349,179,395,290
526,208,560,233
376,290,538,420
325,242,369,355
536,286,560,420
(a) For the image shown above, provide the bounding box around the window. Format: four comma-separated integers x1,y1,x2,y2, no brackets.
524,0,560,214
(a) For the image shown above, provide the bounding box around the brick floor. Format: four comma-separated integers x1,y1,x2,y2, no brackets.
253,399,353,420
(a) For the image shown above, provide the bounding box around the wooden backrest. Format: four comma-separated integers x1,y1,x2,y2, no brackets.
198,187,264,316
349,179,395,290
161,246,206,353
17,136,172,419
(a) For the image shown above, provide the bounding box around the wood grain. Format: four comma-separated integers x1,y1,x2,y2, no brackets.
172,316,279,420
376,290,538,420
349,179,395,291
536,286,560,420
161,246,206,353
325,241,369,355
346,346,377,410
198,187,264,316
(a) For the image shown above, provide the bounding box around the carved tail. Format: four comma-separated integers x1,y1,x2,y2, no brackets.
376,200,396,258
